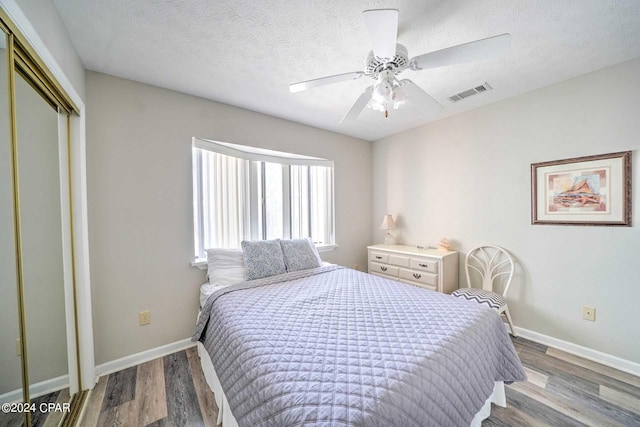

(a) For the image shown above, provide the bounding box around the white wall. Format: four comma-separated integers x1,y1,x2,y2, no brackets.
86,71,372,365
372,58,640,363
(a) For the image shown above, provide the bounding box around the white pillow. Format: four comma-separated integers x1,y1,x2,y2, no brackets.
206,248,246,286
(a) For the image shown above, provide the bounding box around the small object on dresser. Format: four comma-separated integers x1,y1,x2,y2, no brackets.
438,238,451,252
379,214,397,245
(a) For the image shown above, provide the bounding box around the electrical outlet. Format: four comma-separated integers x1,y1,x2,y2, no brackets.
139,310,151,326
582,306,596,321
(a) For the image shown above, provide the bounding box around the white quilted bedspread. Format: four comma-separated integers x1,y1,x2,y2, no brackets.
193,265,526,427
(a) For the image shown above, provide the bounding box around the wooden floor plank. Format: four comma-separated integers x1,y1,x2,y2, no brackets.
163,351,204,426
600,385,640,415
508,379,627,427
101,365,137,411
80,375,108,427
144,418,168,427
186,346,218,427
42,388,70,427
523,366,548,389
547,347,640,389
546,375,640,427
517,346,602,392
97,398,140,427
517,344,640,400
0,409,24,427
136,357,168,426
489,398,554,427
501,386,586,427
482,416,512,427
31,390,60,427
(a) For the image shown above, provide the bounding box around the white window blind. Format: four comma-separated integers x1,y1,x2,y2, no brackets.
192,138,335,260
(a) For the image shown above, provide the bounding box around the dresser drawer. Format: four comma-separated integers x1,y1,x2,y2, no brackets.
370,262,398,277
399,268,437,286
388,254,410,267
410,258,438,273
370,252,389,263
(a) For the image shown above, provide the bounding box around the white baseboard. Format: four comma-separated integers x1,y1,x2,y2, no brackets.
95,338,196,378
514,326,640,377
0,374,69,404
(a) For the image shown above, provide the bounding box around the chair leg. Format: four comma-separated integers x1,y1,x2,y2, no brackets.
503,306,517,337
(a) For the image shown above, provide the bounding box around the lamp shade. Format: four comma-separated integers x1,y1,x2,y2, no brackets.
379,214,397,230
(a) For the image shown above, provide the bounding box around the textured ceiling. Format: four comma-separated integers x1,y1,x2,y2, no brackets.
53,0,640,141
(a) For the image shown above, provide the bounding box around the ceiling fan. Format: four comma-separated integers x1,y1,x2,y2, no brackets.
289,9,511,123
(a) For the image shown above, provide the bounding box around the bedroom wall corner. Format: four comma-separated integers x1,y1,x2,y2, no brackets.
371,57,640,365
85,71,372,365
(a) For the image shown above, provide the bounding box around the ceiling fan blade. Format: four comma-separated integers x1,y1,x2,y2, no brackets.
340,86,373,123
399,79,442,115
289,71,365,93
363,9,398,60
409,34,511,70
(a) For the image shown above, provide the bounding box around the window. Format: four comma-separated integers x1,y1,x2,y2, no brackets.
192,138,335,260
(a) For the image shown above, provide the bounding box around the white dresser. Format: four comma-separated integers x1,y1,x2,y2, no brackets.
367,244,459,294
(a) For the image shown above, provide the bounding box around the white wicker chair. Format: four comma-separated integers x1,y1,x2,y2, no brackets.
451,245,516,336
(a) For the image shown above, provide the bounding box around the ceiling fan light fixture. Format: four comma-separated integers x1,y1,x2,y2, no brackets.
289,9,509,123
367,71,406,115
392,85,407,109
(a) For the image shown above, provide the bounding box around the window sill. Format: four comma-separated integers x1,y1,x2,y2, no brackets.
315,244,338,253
191,259,208,270
191,243,338,270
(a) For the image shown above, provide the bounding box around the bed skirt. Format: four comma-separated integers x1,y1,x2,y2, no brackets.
196,342,505,427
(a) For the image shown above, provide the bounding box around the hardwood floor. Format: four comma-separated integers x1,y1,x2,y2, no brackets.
488,337,640,427
81,349,217,427
0,388,70,427
81,338,640,426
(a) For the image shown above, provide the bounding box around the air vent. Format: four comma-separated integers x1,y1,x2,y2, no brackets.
448,82,492,102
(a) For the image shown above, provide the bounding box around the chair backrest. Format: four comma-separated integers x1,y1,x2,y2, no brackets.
465,245,514,297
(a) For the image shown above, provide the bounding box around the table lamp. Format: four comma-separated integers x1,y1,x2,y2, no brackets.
380,214,397,245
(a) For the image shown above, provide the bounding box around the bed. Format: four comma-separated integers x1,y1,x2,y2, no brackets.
193,246,526,427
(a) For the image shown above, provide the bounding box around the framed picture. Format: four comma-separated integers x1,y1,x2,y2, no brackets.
531,151,632,226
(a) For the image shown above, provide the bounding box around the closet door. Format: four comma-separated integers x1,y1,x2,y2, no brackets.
0,29,24,427
15,68,72,423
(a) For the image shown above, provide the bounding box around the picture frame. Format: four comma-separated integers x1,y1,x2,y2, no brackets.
531,151,632,226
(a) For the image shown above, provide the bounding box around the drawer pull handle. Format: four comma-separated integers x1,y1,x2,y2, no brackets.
418,263,428,268
380,266,388,272
375,256,382,260
413,273,421,279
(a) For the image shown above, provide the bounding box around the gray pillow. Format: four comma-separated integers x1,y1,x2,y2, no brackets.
280,238,322,272
241,239,286,280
